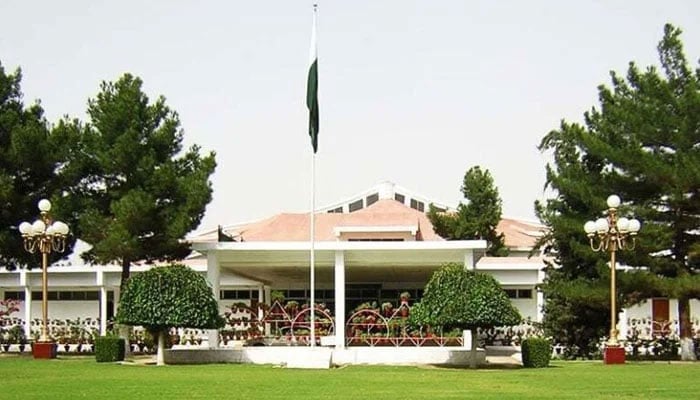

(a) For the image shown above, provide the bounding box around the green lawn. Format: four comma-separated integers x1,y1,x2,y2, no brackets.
1,356,698,399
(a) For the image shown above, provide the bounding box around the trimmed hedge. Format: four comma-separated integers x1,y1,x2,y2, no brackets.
95,336,125,363
522,337,552,368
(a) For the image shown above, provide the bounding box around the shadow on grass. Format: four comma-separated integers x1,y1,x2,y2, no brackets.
426,363,523,371
425,362,564,370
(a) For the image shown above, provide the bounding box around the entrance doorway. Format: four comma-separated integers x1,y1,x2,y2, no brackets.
651,298,670,335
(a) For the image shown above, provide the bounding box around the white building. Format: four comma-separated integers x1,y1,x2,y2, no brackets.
1,181,693,351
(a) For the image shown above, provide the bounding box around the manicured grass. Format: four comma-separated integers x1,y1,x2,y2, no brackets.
1,356,698,399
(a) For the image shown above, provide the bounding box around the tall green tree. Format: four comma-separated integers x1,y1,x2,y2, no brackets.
428,166,508,256
63,73,216,290
537,24,699,360
410,263,521,368
117,264,224,365
0,62,77,270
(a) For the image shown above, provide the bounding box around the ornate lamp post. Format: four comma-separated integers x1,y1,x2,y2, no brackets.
583,194,640,364
18,199,69,359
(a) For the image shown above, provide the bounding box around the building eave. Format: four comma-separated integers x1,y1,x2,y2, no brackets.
191,240,486,252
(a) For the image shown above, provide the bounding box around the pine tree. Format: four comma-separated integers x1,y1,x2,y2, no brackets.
537,24,699,360
0,62,77,269
428,166,508,256
63,73,216,290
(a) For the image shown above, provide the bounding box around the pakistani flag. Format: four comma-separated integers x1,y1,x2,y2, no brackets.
307,7,319,153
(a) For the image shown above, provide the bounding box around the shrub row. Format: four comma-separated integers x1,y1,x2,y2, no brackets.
95,336,125,362
522,337,551,368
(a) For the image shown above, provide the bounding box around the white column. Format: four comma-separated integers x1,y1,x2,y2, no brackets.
264,286,271,305
464,250,475,270
113,286,120,314
206,251,221,348
263,286,272,336
257,286,265,321
20,271,31,338
22,289,31,338
618,308,629,340
334,250,346,349
100,287,108,336
96,270,108,336
536,269,545,322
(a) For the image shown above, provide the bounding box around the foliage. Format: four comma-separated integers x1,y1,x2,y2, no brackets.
7,325,26,345
539,274,610,359
116,264,224,333
477,320,543,347
94,335,125,362
0,62,78,270
410,263,521,330
521,337,552,368
59,73,216,289
536,24,700,359
428,166,508,256
270,291,285,303
0,298,20,318
627,336,680,361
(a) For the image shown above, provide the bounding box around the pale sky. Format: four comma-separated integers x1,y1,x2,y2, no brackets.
2,1,699,233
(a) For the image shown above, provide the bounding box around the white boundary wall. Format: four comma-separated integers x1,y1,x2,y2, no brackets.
164,346,486,367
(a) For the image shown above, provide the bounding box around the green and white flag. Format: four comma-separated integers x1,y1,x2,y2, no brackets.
307,6,319,153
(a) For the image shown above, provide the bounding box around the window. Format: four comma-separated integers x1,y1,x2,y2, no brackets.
221,290,259,300
410,198,424,212
3,291,25,300
31,291,99,301
288,290,306,299
504,289,532,299
394,193,405,203
327,207,343,213
366,193,379,206
348,199,363,212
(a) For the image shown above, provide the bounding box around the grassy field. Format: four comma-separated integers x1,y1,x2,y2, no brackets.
1,356,698,399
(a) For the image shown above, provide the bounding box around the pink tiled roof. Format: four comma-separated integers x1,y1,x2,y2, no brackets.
190,200,545,249
497,218,545,249
233,199,444,242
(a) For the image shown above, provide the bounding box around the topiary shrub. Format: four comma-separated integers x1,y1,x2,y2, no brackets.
117,264,224,365
409,263,522,369
95,336,125,362
522,337,552,368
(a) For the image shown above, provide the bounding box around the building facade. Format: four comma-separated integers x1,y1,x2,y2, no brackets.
3,181,691,349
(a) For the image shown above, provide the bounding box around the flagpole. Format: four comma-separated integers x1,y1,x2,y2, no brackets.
310,152,316,348
308,3,318,349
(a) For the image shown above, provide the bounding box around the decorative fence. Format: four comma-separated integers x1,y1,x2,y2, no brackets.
549,317,700,359
4,296,697,359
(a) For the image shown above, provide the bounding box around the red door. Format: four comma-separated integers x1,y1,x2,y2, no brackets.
651,298,670,335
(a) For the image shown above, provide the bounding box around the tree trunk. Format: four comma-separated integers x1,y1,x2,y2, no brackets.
678,297,697,361
470,330,478,369
119,258,132,357
157,331,165,366
118,324,131,358
120,258,132,293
